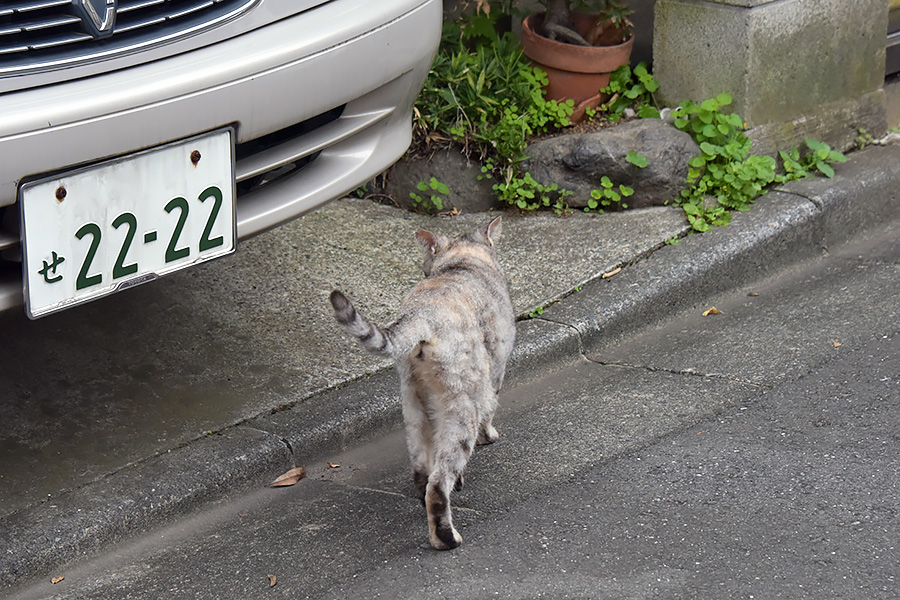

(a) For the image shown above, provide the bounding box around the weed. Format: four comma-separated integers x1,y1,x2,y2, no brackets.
493,171,572,214
351,183,369,198
528,306,544,319
671,91,768,231
671,93,848,232
625,150,649,168
855,128,875,150
777,139,847,182
414,13,573,171
410,177,450,214
598,62,660,121
587,176,633,211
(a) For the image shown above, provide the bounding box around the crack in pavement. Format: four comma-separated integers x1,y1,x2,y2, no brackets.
582,357,773,391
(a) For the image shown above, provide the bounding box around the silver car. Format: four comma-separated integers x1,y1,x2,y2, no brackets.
0,0,441,318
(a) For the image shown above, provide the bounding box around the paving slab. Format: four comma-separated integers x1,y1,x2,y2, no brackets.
0,199,686,518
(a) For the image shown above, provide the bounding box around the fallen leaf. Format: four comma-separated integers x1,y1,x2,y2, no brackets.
51,576,65,584
327,462,341,469
833,341,842,348
269,467,306,487
268,574,277,588
702,307,722,316
748,292,760,297
602,267,622,279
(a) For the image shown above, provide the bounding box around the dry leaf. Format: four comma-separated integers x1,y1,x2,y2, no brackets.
269,467,306,487
51,576,65,585
327,462,341,469
748,292,760,297
602,267,622,279
268,574,277,588
424,131,450,145
702,307,722,316
833,341,842,348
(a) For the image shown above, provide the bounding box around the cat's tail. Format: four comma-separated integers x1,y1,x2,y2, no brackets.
329,290,394,357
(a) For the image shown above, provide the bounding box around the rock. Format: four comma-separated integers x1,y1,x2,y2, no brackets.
379,147,500,213
522,119,700,209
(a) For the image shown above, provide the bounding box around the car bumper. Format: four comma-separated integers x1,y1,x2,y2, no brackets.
0,0,441,313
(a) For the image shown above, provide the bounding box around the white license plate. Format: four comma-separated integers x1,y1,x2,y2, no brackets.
20,129,236,319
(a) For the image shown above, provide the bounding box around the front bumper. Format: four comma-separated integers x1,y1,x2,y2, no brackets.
0,0,441,313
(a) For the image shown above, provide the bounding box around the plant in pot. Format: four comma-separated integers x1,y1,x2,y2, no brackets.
520,0,635,121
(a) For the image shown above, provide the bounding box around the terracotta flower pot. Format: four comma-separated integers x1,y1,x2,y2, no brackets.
521,12,634,121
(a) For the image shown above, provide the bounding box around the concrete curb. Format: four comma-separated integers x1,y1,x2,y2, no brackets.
542,144,900,355
3,144,899,589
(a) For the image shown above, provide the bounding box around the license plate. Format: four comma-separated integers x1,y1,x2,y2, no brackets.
20,129,236,319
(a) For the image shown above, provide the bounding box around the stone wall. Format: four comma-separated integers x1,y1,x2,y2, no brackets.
653,0,889,154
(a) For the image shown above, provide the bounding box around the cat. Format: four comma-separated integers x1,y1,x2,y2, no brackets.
329,216,515,550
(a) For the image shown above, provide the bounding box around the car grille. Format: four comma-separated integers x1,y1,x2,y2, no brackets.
0,0,260,76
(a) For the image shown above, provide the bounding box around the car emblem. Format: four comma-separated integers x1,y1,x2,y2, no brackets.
74,0,117,39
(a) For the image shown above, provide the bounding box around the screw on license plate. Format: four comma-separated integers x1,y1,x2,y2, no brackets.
55,186,66,202
190,150,201,166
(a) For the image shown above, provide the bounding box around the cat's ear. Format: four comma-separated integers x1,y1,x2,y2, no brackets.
416,229,438,254
483,216,502,247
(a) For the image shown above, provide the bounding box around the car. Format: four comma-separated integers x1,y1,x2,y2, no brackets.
0,0,441,318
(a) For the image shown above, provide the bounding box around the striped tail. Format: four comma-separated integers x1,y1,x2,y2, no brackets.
329,290,394,357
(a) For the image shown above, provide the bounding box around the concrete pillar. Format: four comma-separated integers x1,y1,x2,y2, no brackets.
653,0,889,154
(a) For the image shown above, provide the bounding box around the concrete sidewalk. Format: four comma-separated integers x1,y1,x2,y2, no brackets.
1,142,899,589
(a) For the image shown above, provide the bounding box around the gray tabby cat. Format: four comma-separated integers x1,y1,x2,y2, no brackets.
329,216,515,550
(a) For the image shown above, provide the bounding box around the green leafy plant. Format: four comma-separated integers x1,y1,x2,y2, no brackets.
777,139,847,182
599,62,660,121
799,138,847,179
414,14,573,171
671,93,849,232
351,183,369,198
528,305,545,318
587,176,633,211
409,177,450,214
625,150,649,168
493,171,572,214
671,93,774,231
855,128,875,150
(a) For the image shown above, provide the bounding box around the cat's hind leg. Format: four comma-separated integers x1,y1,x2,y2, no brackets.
426,402,477,550
399,374,433,505
476,386,500,446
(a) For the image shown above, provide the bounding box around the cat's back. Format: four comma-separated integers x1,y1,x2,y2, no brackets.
402,241,511,323
391,239,514,363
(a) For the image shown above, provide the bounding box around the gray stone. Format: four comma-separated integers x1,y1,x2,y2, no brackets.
654,0,889,152
521,118,699,208
378,146,500,213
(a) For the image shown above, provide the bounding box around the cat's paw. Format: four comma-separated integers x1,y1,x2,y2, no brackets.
476,423,499,445
429,526,462,551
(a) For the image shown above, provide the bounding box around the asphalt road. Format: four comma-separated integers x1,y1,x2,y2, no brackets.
10,220,900,599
